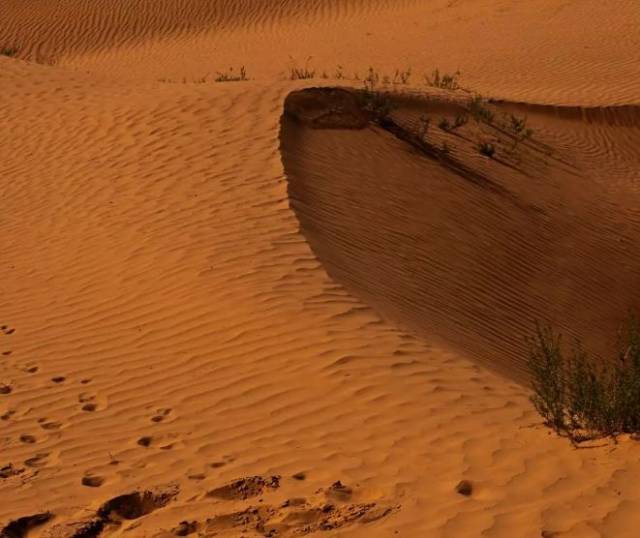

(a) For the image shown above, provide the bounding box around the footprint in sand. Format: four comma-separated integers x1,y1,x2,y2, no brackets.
51,376,66,384
0,384,13,395
19,434,37,444
150,407,172,423
24,452,49,468
81,474,105,488
79,392,105,412
38,418,62,430
24,365,38,374
136,433,178,450
1,325,15,335
1,351,12,357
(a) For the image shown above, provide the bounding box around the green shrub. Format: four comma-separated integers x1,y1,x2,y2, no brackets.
527,316,640,440
1,47,18,57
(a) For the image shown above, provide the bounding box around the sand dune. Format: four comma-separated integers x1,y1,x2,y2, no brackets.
2,1,640,537
282,90,640,378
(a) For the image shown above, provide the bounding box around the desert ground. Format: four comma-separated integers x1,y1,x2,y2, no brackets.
2,1,640,536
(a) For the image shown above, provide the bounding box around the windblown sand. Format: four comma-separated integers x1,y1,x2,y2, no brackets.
2,1,640,536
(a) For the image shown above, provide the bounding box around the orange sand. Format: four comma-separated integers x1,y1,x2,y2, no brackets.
1,1,640,537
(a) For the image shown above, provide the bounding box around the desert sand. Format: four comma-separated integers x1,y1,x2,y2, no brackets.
1,1,640,536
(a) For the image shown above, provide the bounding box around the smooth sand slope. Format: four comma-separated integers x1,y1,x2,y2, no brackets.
1,1,640,537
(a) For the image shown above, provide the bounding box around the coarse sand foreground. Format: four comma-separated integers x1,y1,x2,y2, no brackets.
2,1,640,536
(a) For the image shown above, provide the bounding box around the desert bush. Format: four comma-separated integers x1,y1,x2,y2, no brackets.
215,66,248,82
469,95,494,123
527,316,640,440
1,47,18,57
425,69,460,90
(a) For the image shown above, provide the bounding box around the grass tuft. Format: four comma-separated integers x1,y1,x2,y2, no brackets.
215,66,248,82
425,69,460,90
1,47,18,57
289,57,316,80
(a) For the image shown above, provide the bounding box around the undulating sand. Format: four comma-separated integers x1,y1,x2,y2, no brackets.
2,1,640,537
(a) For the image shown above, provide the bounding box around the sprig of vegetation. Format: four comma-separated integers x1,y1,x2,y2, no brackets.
417,115,431,139
393,68,412,85
508,114,534,148
469,95,495,123
215,66,248,82
425,69,460,90
528,316,640,441
1,47,18,57
289,57,316,80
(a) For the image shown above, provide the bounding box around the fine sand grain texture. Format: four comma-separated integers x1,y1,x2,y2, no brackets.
2,1,640,537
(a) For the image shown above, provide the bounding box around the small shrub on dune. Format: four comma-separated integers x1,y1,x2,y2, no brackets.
469,95,495,124
425,69,460,90
1,47,18,57
393,68,412,85
289,57,315,80
215,66,248,82
528,316,640,441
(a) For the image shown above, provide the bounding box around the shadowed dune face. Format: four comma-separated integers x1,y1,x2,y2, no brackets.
281,89,640,379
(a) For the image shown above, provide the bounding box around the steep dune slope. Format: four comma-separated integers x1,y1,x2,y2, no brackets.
2,0,640,537
281,90,640,378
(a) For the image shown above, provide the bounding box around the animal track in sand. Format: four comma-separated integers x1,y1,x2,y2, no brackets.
135,432,179,450
19,434,37,444
24,452,49,468
38,418,62,430
1,351,12,356
1,325,15,335
1,409,15,420
51,376,66,384
150,407,172,423
0,383,12,394
78,392,104,412
81,474,105,488
0,463,24,479
24,365,38,374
